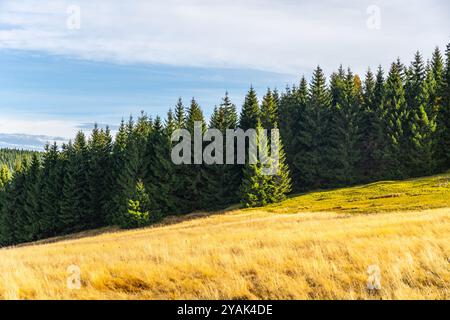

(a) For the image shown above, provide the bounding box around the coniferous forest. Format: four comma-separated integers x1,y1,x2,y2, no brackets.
1,45,450,247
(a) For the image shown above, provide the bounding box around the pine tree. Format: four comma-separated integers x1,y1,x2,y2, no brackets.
181,98,211,211
279,78,308,190
110,122,142,227
404,52,437,175
39,143,62,236
431,46,445,118
145,116,177,215
260,89,278,130
174,98,186,129
382,61,408,178
0,161,28,245
165,109,176,137
123,180,159,229
239,86,260,130
239,122,291,207
436,43,450,170
326,68,361,185
22,154,42,241
87,125,114,227
292,66,331,189
0,164,11,190
208,93,240,207
355,68,384,181
60,142,83,232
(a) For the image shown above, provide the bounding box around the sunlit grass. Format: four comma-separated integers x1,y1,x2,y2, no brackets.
0,173,449,300
262,172,450,214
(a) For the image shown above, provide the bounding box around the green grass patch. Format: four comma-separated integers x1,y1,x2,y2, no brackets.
259,172,450,214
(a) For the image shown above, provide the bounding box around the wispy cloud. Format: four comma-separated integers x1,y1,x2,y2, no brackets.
1,0,449,75
0,133,66,151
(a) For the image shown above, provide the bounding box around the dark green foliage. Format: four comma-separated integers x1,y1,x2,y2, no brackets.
144,116,177,215
291,66,331,189
381,61,409,179
87,125,114,227
355,69,385,182
239,122,292,207
260,89,278,130
325,69,361,186
1,45,450,247
278,78,308,191
239,86,260,130
436,43,450,170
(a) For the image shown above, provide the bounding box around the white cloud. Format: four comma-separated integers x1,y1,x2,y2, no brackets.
0,117,78,138
0,0,449,75
0,118,119,150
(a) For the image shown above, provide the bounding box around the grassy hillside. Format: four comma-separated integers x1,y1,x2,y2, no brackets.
0,173,449,300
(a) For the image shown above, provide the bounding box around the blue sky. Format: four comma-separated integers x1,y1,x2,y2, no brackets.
0,0,449,149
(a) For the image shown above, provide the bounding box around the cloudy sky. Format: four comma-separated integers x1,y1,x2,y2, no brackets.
0,0,449,149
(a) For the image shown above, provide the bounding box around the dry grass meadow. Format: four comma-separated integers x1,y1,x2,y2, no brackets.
0,173,449,300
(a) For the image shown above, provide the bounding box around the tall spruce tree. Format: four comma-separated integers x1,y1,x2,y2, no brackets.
174,98,186,129
279,77,308,190
181,98,211,211
145,116,177,215
326,68,361,185
87,125,114,227
292,66,331,189
381,61,408,178
405,52,436,175
436,43,450,170
260,89,278,130
239,86,260,130
355,68,384,181
239,121,291,207
39,143,62,236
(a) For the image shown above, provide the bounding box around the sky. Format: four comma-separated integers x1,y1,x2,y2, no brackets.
0,0,449,150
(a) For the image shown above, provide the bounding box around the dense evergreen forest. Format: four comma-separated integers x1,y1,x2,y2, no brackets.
0,149,39,191
0,149,38,169
1,45,449,246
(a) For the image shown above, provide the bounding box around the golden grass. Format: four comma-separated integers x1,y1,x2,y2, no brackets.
0,173,449,300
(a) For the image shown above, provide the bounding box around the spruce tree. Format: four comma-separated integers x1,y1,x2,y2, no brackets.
208,93,240,207
279,78,308,190
239,122,291,207
239,86,260,130
292,66,331,189
145,116,177,215
39,143,62,236
260,89,278,130
0,164,11,190
182,98,210,211
22,154,42,241
405,52,437,175
382,61,408,178
326,68,361,185
355,68,384,181
436,43,450,170
87,125,114,227
174,98,186,129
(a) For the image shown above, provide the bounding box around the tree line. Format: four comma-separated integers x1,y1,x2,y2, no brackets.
0,44,449,246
